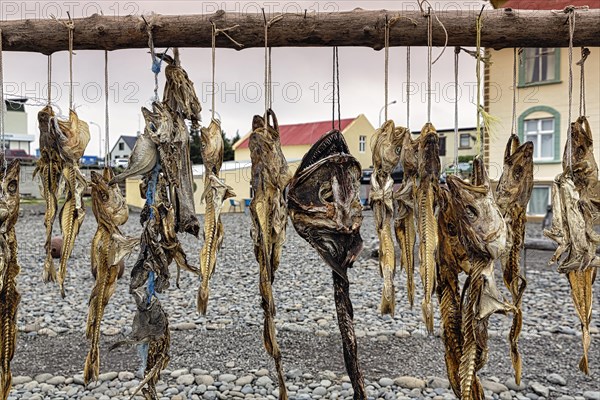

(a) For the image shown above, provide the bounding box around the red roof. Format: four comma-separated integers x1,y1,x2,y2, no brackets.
235,118,355,149
499,0,596,9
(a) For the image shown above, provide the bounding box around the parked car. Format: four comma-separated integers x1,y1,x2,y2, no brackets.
360,163,404,185
113,158,129,168
442,162,472,182
4,149,37,165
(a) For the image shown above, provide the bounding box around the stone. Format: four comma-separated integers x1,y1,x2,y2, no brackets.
173,322,197,331
313,386,327,396
46,376,65,385
379,377,394,387
482,380,509,394
196,375,214,386
530,382,549,397
235,375,254,386
546,373,566,386
394,376,426,389
12,376,32,385
428,377,450,389
118,371,135,381
218,374,237,383
170,368,189,378
500,391,513,400
583,392,600,400
255,376,273,387
505,378,527,391
395,330,410,338
176,374,195,385
98,371,118,381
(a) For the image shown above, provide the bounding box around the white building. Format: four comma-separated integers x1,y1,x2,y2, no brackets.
109,135,138,165
4,99,35,153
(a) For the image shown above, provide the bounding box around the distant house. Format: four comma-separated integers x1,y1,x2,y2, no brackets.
411,126,478,170
487,0,599,218
109,135,137,165
233,114,376,170
4,99,34,154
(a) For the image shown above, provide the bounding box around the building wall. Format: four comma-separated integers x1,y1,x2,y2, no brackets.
343,114,376,170
110,138,133,163
6,110,27,134
487,47,600,215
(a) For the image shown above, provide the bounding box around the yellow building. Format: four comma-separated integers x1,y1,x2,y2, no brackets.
487,1,599,217
126,114,376,214
233,113,376,170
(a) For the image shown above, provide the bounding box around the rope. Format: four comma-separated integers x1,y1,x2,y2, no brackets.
262,10,283,130
384,15,390,123
406,46,410,130
51,14,75,109
331,47,341,131
47,55,52,105
454,47,459,175
336,47,341,130
212,23,217,120
475,11,483,157
576,47,590,117
426,8,433,123
417,0,449,65
567,9,575,176
0,28,5,171
142,16,161,101
511,48,518,136
104,50,110,166
332,47,335,130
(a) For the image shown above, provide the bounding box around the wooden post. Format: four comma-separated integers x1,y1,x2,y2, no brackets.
1,9,599,54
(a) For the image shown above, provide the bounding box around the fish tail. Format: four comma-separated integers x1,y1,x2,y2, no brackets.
579,325,591,374
422,299,434,334
83,347,100,384
197,284,209,315
509,308,523,384
380,282,395,317
0,284,20,400
43,255,57,283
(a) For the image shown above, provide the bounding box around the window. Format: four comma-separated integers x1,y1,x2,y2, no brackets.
438,136,446,156
359,135,366,153
525,118,555,160
528,186,550,215
118,142,125,151
520,48,559,86
518,106,561,162
459,134,471,149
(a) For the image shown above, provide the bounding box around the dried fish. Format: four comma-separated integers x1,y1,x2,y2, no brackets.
415,123,440,333
394,130,419,308
248,110,290,400
110,109,159,184
288,130,366,400
447,157,511,400
495,135,534,384
33,105,63,283
0,159,22,400
370,120,407,316
84,168,138,383
197,119,235,314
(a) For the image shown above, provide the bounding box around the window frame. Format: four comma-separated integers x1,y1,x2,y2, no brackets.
438,136,446,156
358,135,366,153
524,118,555,161
518,48,561,88
459,133,471,149
118,142,125,151
527,185,551,216
518,106,561,163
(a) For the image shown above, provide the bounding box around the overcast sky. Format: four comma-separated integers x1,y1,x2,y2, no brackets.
2,1,490,157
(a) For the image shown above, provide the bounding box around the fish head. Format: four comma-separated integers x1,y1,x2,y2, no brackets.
563,116,598,187
143,102,174,143
372,120,406,175
0,159,20,233
447,158,507,259
496,135,534,212
418,123,441,180
91,168,129,227
288,130,363,275
200,119,224,175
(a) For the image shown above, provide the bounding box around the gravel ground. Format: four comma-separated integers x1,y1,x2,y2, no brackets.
7,203,600,400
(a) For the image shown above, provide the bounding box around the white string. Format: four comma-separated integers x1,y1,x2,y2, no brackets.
426,8,432,123
212,23,217,120
47,55,52,105
567,10,575,175
384,16,389,123
475,12,483,157
511,48,518,136
104,50,110,166
577,47,589,117
406,46,410,130
0,28,6,170
454,47,459,175
66,18,74,109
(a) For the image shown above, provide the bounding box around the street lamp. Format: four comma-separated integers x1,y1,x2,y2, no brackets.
379,100,397,126
89,121,102,160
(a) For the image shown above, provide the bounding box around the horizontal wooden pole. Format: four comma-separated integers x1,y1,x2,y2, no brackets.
1,8,599,54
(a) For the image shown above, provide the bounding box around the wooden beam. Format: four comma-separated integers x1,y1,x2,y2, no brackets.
1,8,599,54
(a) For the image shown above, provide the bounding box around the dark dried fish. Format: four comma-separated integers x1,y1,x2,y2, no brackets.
288,130,366,400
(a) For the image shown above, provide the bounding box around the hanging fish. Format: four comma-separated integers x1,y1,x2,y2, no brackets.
370,120,407,316
447,157,512,400
248,110,291,400
33,105,63,283
197,119,235,314
287,130,366,400
495,135,534,384
0,158,22,400
157,51,202,130
394,130,419,308
110,108,159,184
84,168,139,383
415,122,440,333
